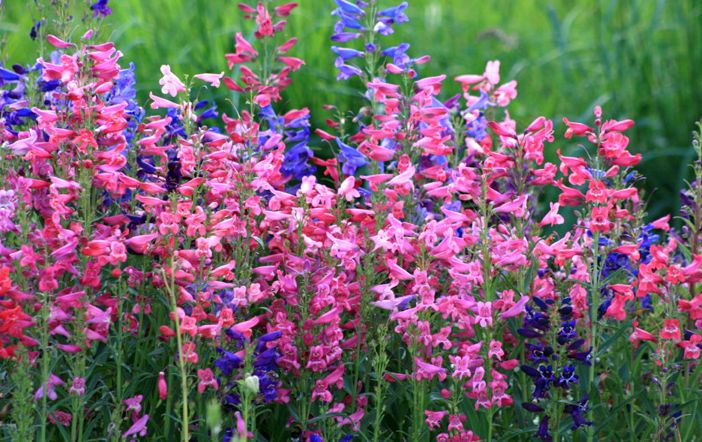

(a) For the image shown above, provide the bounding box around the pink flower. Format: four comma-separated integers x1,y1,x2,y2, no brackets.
679,334,702,359
69,377,86,396
180,315,198,336
499,296,529,320
539,202,564,227
488,340,504,360
590,206,611,233
448,414,466,432
338,176,360,202
449,355,472,380
124,414,149,438
474,301,493,328
124,395,143,414
34,374,64,401
424,410,447,430
49,411,72,427
415,357,447,382
158,372,168,401
494,194,528,218
629,322,658,348
194,72,224,87
197,368,219,393
484,60,501,84
661,319,681,341
181,341,199,364
149,92,180,109
158,65,186,97
47,34,74,48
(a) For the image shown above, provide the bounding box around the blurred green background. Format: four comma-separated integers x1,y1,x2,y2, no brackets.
1,0,701,217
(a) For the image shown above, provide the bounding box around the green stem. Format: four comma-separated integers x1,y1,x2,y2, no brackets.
39,292,50,442
167,253,190,442
587,231,601,442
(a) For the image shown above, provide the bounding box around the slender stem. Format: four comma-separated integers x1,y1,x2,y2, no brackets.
167,252,190,442
39,292,50,442
587,231,601,442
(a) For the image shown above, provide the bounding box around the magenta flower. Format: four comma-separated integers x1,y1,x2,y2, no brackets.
124,414,149,438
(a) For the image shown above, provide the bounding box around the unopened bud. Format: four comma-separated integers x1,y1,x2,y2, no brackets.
243,374,259,395
206,400,223,436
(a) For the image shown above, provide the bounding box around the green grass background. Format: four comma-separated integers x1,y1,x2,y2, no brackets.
1,0,701,217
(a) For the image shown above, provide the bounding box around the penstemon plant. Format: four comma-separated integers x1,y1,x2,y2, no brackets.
0,0,701,441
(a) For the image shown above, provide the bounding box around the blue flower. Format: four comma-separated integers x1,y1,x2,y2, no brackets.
467,90,494,112
334,58,363,80
564,396,592,430
556,364,578,388
378,2,409,24
331,46,365,60
0,67,21,82
336,138,368,175
333,0,365,15
557,320,577,344
465,114,488,141
214,348,243,376
520,295,591,439
537,416,552,442
90,0,112,17
30,21,42,40
331,32,362,43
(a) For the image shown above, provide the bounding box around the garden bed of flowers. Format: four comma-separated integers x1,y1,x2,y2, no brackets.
1,1,702,441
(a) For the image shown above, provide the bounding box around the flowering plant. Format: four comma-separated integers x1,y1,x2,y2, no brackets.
1,1,701,441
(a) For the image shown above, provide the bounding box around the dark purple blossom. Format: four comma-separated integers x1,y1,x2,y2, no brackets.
90,0,112,17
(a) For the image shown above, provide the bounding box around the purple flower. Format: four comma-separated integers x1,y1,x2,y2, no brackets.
336,138,368,175
123,414,149,438
331,46,364,60
331,32,362,43
333,0,365,15
334,58,363,80
537,416,552,442
30,21,41,40
378,2,409,24
90,0,112,17
0,66,21,82
215,348,243,376
564,396,592,430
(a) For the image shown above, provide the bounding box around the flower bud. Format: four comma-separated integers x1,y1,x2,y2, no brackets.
158,371,168,401
243,374,259,395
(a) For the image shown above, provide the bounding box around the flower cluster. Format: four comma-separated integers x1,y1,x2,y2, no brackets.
1,1,701,442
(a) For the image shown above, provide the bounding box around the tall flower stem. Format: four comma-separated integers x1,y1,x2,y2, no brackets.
11,348,34,440
38,291,50,442
587,231,601,442
371,322,390,442
165,250,190,442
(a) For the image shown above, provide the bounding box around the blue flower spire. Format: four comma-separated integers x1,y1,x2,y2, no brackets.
519,295,592,439
330,0,413,81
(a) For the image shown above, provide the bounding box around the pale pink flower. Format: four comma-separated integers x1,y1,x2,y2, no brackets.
158,65,185,97
338,176,360,202
193,72,224,87
539,202,564,226
149,92,180,109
